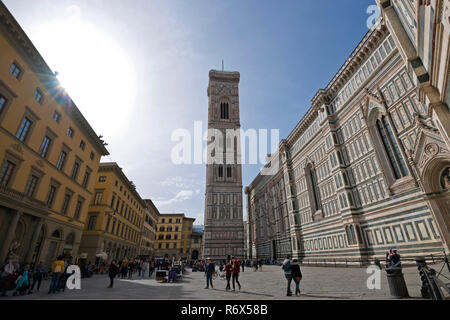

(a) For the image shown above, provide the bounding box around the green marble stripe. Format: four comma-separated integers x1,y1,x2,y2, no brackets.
299,207,430,241
360,208,431,227
301,242,443,257
299,191,426,230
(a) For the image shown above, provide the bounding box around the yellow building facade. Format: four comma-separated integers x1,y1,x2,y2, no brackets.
139,199,159,257
0,2,109,267
78,162,146,263
154,214,195,260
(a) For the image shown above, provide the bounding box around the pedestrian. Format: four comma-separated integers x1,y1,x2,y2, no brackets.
108,260,119,288
13,264,30,296
58,263,70,293
0,259,15,297
128,260,134,279
137,259,142,277
225,261,232,291
291,259,302,296
121,258,128,279
48,256,65,294
149,259,155,277
29,261,45,293
259,259,263,271
282,255,293,296
231,257,241,291
241,260,245,272
142,259,149,279
385,250,392,268
389,248,402,268
204,258,215,289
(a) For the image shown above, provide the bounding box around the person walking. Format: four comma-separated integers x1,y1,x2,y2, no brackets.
385,250,392,268
204,258,215,289
149,259,155,277
13,264,30,296
389,248,401,268
48,256,65,294
107,260,119,288
142,259,149,279
29,261,45,293
58,263,70,293
291,259,302,296
231,257,241,291
137,259,142,277
128,259,134,279
282,255,293,296
0,259,15,297
120,258,128,279
225,261,232,291
241,260,245,272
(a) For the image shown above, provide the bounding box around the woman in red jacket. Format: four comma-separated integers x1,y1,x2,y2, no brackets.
231,257,241,291
225,261,233,291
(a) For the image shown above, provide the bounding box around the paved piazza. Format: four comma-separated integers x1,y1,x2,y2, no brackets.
2,265,449,300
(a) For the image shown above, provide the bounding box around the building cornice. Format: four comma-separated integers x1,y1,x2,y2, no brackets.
0,1,109,156
98,162,146,208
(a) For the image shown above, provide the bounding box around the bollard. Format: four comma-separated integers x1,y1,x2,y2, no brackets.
386,267,410,299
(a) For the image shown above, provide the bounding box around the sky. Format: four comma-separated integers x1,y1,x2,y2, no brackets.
3,0,377,225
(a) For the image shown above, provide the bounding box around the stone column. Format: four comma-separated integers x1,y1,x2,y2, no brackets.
0,211,23,263
70,232,81,261
25,218,43,263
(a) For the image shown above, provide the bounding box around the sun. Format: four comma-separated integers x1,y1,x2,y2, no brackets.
31,8,137,140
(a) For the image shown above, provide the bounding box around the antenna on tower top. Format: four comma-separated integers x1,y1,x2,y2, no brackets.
222,59,224,71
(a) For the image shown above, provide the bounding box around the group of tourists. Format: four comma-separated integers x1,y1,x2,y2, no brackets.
115,258,154,280
0,255,75,297
203,257,243,291
106,258,186,288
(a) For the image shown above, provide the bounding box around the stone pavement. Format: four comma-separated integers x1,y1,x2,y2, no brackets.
2,264,449,300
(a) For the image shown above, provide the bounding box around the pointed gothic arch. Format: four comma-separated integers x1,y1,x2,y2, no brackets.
365,97,411,191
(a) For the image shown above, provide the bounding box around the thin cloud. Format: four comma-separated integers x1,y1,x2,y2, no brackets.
154,190,194,207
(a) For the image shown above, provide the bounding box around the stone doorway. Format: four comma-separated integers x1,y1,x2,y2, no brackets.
423,159,450,252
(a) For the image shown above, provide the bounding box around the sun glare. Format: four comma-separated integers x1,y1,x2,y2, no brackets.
33,10,137,140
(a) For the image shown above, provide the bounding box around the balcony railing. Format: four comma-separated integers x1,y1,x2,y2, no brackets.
0,184,49,212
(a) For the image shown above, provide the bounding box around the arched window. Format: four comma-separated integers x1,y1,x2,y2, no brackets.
346,225,357,245
51,229,61,238
376,116,408,179
350,225,357,244
305,164,321,213
220,102,229,119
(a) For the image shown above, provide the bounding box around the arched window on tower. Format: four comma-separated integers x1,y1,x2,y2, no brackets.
376,116,408,179
220,102,229,119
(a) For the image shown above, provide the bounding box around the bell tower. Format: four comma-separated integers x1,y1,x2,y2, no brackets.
202,69,244,261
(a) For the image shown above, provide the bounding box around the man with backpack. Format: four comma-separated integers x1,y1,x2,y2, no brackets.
282,255,293,296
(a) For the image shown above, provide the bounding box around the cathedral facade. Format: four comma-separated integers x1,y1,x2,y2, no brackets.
246,3,450,263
